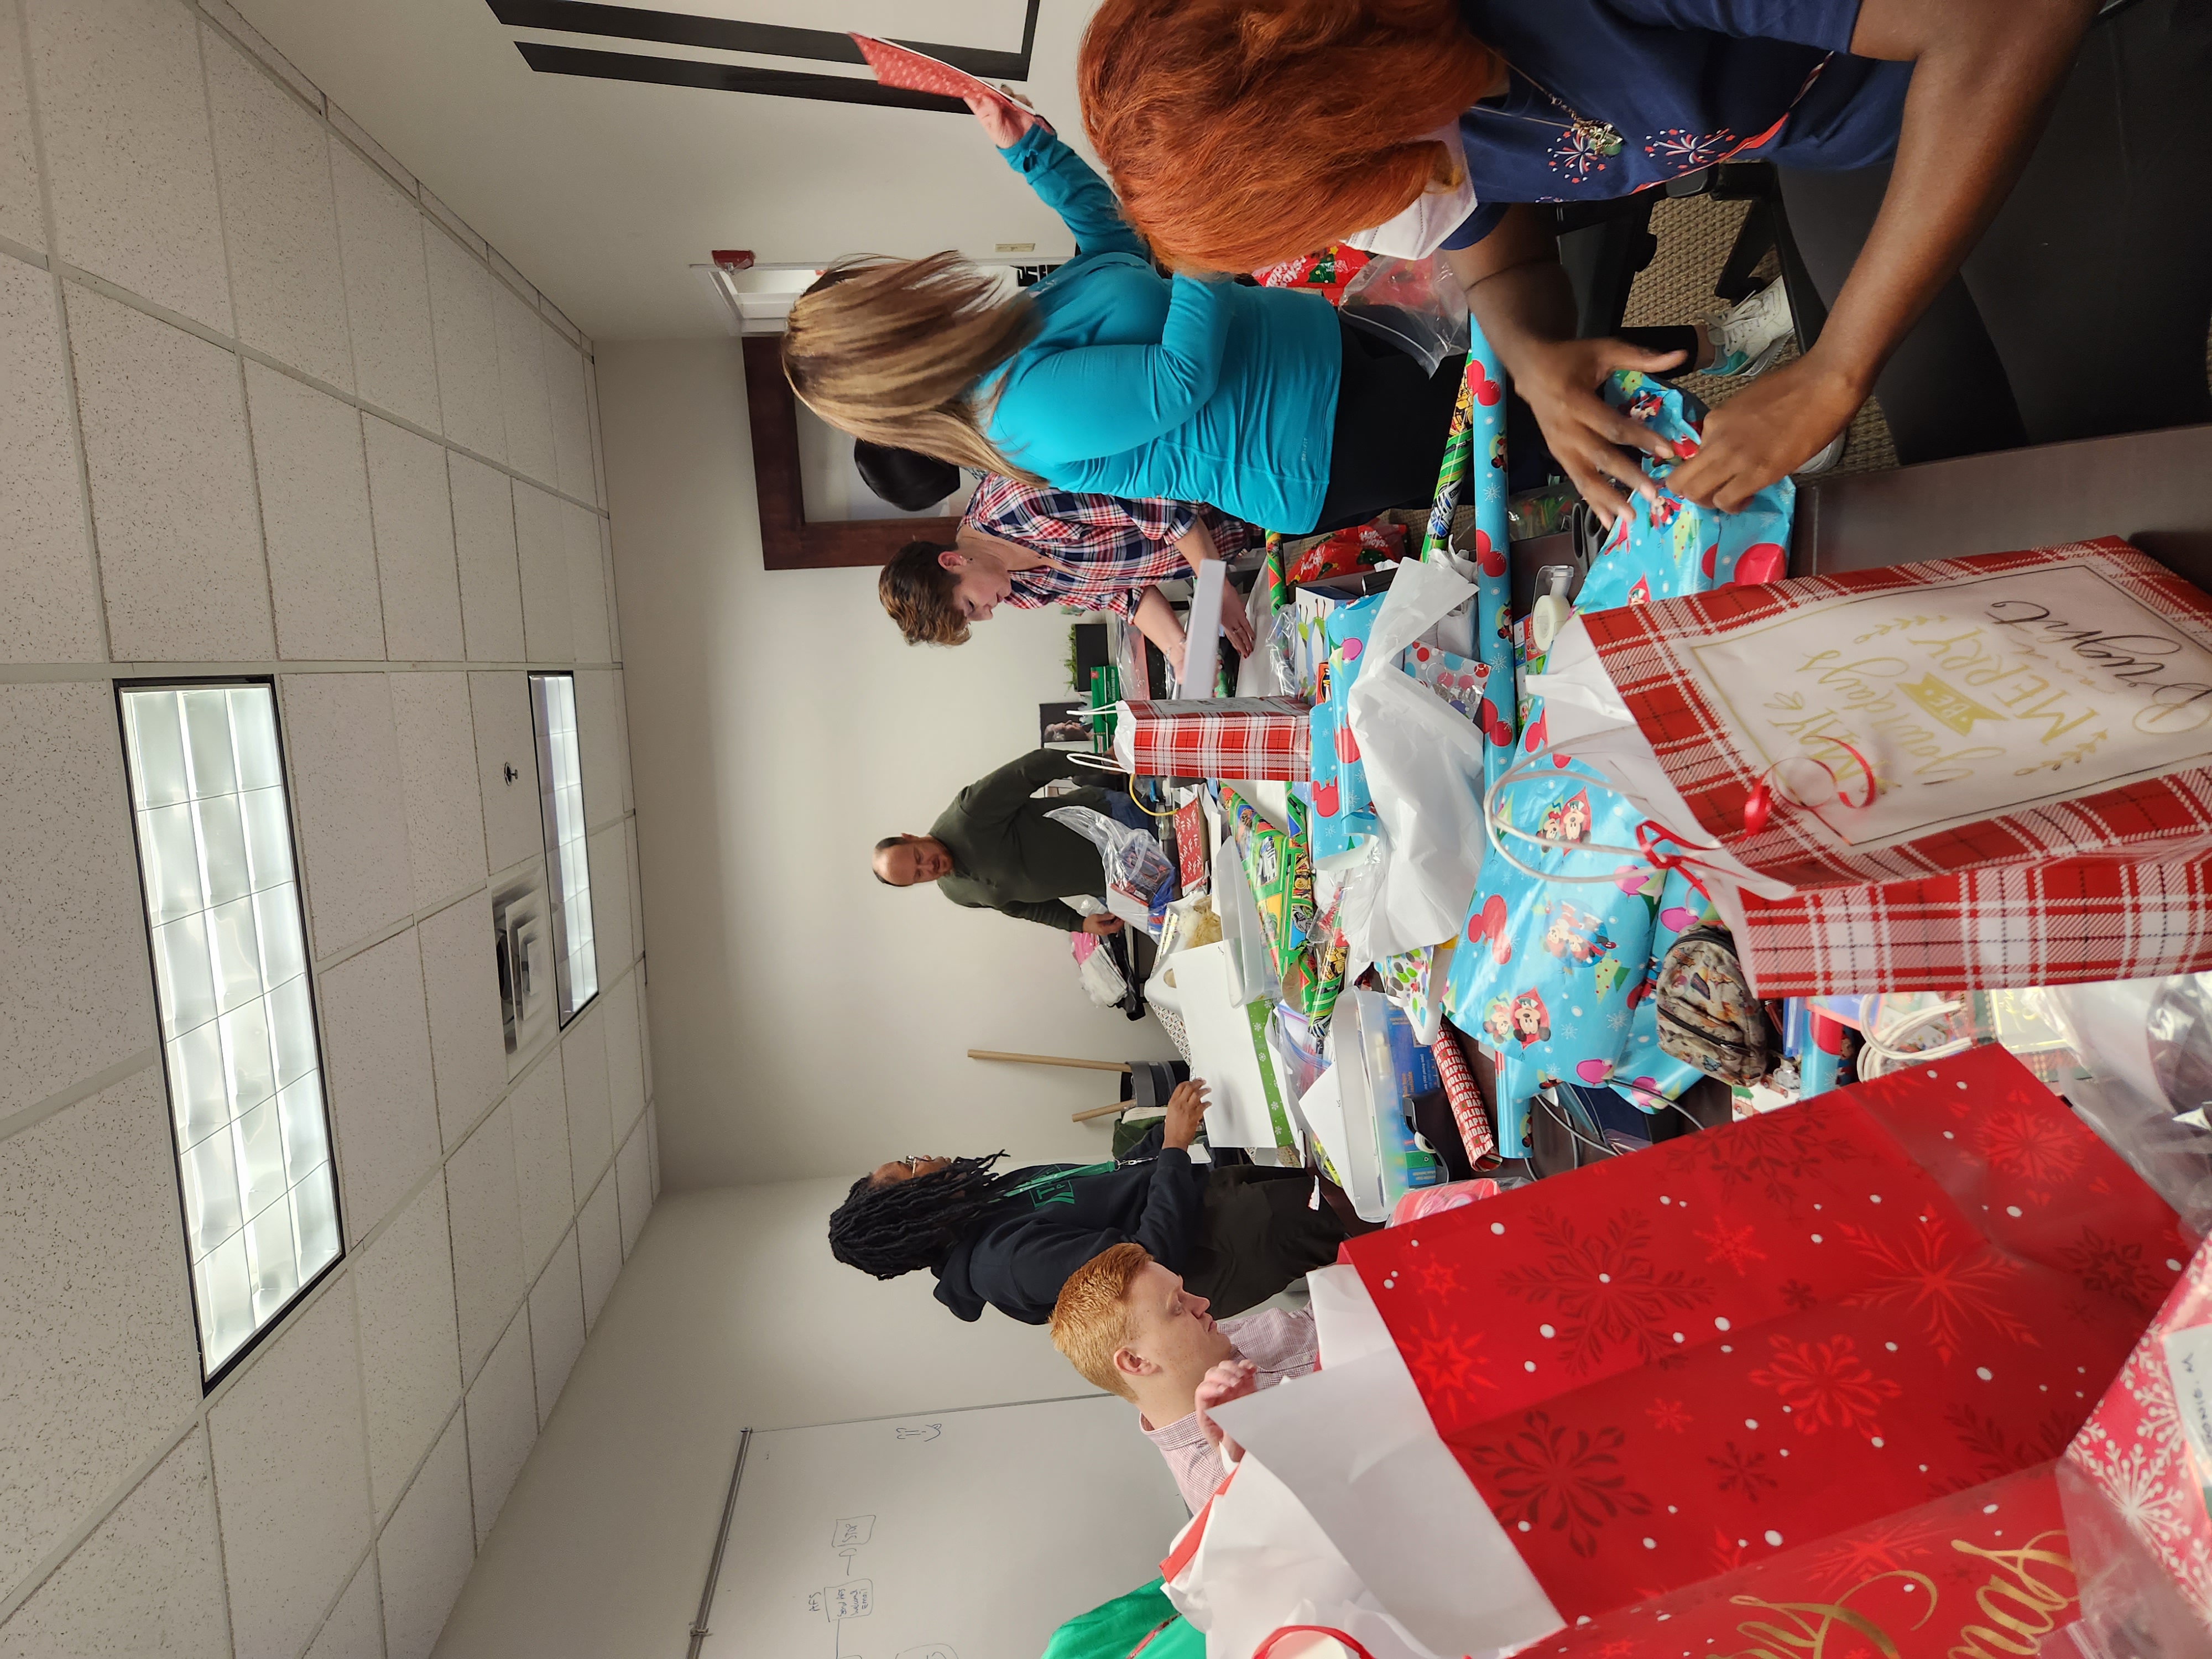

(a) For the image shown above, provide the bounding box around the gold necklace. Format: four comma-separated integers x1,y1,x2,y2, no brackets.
1485,62,1624,159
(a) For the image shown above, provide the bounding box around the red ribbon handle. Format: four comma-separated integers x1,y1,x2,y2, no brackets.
1249,1626,1383,1659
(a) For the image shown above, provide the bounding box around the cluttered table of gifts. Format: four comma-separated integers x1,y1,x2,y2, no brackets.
1078,375,2212,1659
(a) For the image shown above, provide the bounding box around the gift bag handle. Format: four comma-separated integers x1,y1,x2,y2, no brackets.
1250,1626,1380,1659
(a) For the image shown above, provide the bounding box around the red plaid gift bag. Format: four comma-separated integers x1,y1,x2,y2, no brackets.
1716,852,2212,995
1343,1042,2189,1628
1551,539,2212,893
1110,697,1312,781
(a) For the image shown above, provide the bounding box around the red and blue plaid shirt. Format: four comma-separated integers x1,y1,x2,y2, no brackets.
962,476,1260,619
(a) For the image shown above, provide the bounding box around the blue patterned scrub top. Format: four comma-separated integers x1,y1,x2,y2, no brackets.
1442,0,1913,247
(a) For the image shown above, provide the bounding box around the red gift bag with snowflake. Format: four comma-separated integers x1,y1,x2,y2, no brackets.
1343,1042,2190,1627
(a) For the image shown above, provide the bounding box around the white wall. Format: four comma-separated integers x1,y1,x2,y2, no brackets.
599,337,1175,1191
432,1177,1103,1659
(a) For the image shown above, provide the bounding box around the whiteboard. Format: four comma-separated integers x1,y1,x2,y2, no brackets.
700,1395,1189,1659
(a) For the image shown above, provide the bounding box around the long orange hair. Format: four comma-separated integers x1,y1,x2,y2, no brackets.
1078,0,1498,272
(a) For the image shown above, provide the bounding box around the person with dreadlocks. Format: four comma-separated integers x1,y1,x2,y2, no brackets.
828,1081,1348,1326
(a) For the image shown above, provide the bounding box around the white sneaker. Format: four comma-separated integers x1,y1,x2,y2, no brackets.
1795,431,1846,474
1704,278,1794,378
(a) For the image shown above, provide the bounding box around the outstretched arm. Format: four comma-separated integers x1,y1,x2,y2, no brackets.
1663,0,2094,509
972,93,1148,258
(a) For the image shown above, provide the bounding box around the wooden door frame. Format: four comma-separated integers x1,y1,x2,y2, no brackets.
741,336,960,570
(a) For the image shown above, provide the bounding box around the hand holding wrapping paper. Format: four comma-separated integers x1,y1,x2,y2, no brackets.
1575,372,1793,612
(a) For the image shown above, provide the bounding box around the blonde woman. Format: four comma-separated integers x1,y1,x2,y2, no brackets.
783,94,1465,539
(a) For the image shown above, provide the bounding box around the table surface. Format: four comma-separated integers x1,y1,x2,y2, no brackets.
1788,422,2212,582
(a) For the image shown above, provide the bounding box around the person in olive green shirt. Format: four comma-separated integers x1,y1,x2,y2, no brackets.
872,747,1138,934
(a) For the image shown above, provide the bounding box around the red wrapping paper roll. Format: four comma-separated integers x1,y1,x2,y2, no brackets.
1431,1024,1496,1167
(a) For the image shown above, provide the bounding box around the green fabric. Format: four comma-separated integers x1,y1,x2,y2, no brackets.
1039,1579,1201,1659
1000,1161,1119,1204
932,748,1114,931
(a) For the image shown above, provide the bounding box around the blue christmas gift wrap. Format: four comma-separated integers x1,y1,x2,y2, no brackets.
1442,749,1659,1159
1575,371,1794,613
1306,591,1389,864
1614,867,1721,1112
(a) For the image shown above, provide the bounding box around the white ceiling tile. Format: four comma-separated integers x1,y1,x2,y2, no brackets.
389,672,486,912
302,1556,385,1659
586,825,630,987
560,1009,611,1204
448,453,524,664
204,29,352,390
506,1057,571,1283
319,927,438,1246
614,1119,649,1261
422,229,502,465
353,1177,460,1521
526,1231,583,1430
444,1100,523,1380
415,890,507,1151
280,672,409,958
331,144,440,434
511,482,571,664
374,1412,472,1659
0,255,100,662
0,683,155,1116
544,326,593,506
24,0,231,330
0,0,41,253
467,671,542,878
463,1308,535,1548
364,416,463,664
244,362,383,661
493,281,554,489
208,1279,371,1659
67,288,269,663
0,1428,227,1659
0,1068,201,1594
576,1169,619,1333
561,502,608,664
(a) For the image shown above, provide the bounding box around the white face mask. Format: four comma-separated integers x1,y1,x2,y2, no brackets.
1341,123,1478,259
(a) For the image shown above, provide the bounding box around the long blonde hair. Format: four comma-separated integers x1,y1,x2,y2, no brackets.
782,254,1040,481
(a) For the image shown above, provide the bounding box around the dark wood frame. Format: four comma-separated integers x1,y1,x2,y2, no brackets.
742,336,961,571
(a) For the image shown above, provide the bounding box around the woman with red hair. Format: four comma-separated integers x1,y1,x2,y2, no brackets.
1078,0,2211,524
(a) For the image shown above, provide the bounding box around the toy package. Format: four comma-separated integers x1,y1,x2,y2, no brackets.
1283,519,1408,586
1573,371,1794,612
1221,786,1313,983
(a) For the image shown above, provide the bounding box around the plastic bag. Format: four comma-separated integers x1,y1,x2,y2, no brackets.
1573,371,1793,612
2043,976,2212,1237
1338,254,1470,378
1045,805,1176,937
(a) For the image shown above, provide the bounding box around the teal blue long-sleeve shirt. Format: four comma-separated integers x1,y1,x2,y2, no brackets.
978,127,1344,535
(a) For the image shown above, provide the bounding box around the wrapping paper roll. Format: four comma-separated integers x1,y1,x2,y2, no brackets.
1430,1024,1496,1167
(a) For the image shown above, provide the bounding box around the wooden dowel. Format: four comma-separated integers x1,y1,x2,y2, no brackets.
1071,1102,1128,1124
967,1049,1133,1073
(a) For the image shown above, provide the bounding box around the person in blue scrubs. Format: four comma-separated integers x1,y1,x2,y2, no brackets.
780,95,1467,538
1078,0,2211,521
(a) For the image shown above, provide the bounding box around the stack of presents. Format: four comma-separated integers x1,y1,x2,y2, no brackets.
1078,326,2212,1657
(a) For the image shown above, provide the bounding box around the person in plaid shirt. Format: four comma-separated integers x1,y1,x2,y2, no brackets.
877,473,1259,677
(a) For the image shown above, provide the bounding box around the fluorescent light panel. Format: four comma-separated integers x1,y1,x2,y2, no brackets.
119,684,340,1380
529,672,598,1021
